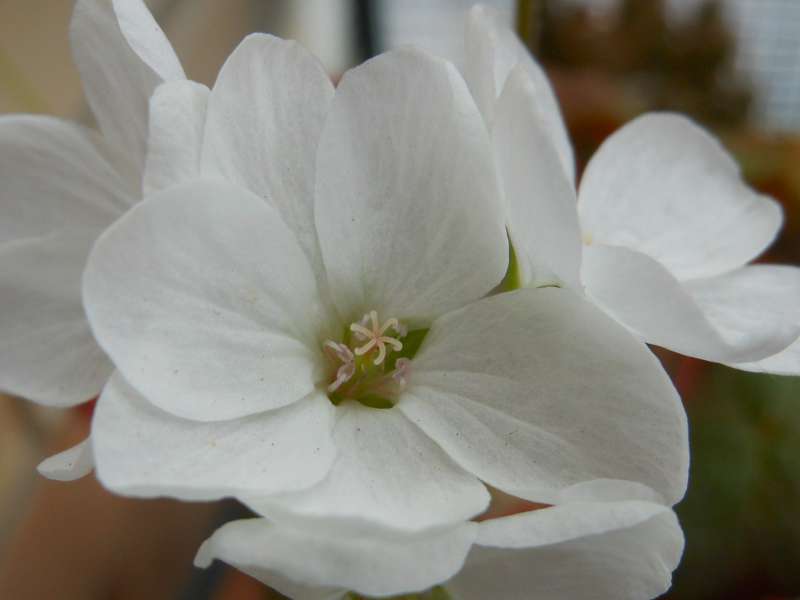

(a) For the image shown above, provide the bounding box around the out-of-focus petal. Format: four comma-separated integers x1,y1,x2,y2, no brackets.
0,233,112,406
578,113,783,280
37,438,94,481
493,65,581,288
144,80,209,195
582,244,799,363
684,264,800,374
0,115,130,243
71,0,184,172
463,5,574,182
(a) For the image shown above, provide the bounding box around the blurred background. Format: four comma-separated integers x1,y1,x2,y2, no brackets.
1,0,799,598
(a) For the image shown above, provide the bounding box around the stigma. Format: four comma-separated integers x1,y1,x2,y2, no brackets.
350,310,405,365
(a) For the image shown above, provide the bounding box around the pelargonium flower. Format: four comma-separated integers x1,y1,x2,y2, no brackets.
0,0,183,409
1,0,338,482
463,6,800,375
195,489,683,600
0,0,190,480
82,45,688,532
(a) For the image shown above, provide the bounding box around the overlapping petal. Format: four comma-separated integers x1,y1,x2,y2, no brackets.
201,34,334,280
144,80,209,195
314,47,507,325
736,340,800,375
196,498,681,600
582,244,799,364
256,403,490,532
401,287,689,505
83,181,330,422
578,113,783,280
92,372,336,499
463,4,574,182
71,0,185,174
196,517,477,599
0,233,113,406
686,265,800,373
493,65,582,288
449,502,683,600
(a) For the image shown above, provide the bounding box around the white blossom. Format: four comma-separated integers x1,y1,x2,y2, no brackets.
0,0,184,409
465,5,800,375
82,43,688,533
0,3,696,594
0,0,189,479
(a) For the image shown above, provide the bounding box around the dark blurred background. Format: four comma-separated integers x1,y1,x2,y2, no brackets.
1,1,799,598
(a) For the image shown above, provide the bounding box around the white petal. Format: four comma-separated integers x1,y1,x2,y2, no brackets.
111,0,184,80
201,34,333,282
0,115,129,243
92,372,336,500
448,502,683,600
464,5,574,182
683,265,800,374
71,0,184,172
0,233,112,406
83,180,328,422
37,438,94,482
493,65,582,288
143,80,209,195
195,517,476,598
256,402,490,532
315,48,507,324
578,113,783,280
558,479,666,504
401,287,688,505
735,339,800,376
582,244,798,363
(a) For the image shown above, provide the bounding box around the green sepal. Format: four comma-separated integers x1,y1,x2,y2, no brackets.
496,238,523,293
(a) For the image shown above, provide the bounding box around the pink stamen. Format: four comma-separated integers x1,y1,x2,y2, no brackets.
323,340,355,392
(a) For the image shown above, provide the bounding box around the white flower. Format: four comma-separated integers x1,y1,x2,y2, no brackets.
0,0,183,411
82,42,688,533
464,5,800,375
0,1,334,484
0,0,192,482
195,485,683,600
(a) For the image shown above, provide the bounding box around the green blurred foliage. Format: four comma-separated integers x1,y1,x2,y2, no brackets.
668,366,800,600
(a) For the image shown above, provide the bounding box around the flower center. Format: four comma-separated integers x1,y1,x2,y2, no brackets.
323,310,412,408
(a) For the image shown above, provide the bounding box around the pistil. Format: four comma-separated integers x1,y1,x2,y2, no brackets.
350,310,405,365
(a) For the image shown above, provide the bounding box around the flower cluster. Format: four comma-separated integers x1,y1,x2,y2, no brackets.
2,1,798,598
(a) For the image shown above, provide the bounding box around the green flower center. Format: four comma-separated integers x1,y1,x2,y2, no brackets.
323,310,427,409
